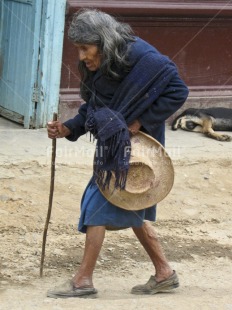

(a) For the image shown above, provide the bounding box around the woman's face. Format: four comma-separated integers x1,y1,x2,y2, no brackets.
74,43,101,71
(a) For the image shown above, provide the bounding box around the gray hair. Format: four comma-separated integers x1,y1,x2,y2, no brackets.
68,9,135,101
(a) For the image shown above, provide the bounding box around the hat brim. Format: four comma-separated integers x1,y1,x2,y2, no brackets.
98,131,174,211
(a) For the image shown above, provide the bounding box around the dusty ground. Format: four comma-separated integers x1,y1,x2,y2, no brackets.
0,117,232,310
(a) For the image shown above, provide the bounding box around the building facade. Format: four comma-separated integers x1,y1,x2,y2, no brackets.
59,0,232,123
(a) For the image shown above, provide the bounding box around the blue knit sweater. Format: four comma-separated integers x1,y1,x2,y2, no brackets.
64,37,189,189
64,37,189,141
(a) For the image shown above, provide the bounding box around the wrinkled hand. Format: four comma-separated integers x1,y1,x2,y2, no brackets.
128,119,142,135
47,121,71,139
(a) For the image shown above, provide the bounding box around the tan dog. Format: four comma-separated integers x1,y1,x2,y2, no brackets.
172,107,232,141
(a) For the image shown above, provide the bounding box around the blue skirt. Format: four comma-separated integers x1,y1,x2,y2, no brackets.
78,182,156,233
78,124,164,233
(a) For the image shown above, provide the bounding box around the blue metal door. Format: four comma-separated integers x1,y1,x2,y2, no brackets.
0,0,42,128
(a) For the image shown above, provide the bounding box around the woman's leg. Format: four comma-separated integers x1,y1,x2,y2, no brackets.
72,225,106,288
132,221,173,282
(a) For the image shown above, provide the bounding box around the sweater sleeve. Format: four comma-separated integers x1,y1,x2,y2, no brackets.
138,73,189,133
63,102,88,142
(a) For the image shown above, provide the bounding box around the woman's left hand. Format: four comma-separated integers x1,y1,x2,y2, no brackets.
128,119,142,135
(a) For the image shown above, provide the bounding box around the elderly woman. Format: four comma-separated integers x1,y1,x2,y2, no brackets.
47,9,189,298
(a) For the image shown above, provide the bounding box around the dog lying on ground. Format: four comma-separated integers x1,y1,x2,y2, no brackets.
171,107,232,141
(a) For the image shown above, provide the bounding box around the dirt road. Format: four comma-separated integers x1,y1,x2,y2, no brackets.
0,117,232,310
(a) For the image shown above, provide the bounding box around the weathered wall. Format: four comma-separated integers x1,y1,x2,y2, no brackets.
59,1,232,123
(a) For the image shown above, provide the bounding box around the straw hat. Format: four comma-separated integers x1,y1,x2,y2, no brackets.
99,131,174,210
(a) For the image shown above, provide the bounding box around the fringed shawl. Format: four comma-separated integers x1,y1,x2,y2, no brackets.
85,46,178,191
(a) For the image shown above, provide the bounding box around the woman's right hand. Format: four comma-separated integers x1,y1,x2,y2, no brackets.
47,121,71,139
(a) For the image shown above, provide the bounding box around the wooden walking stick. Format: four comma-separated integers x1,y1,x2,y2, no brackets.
40,112,58,277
